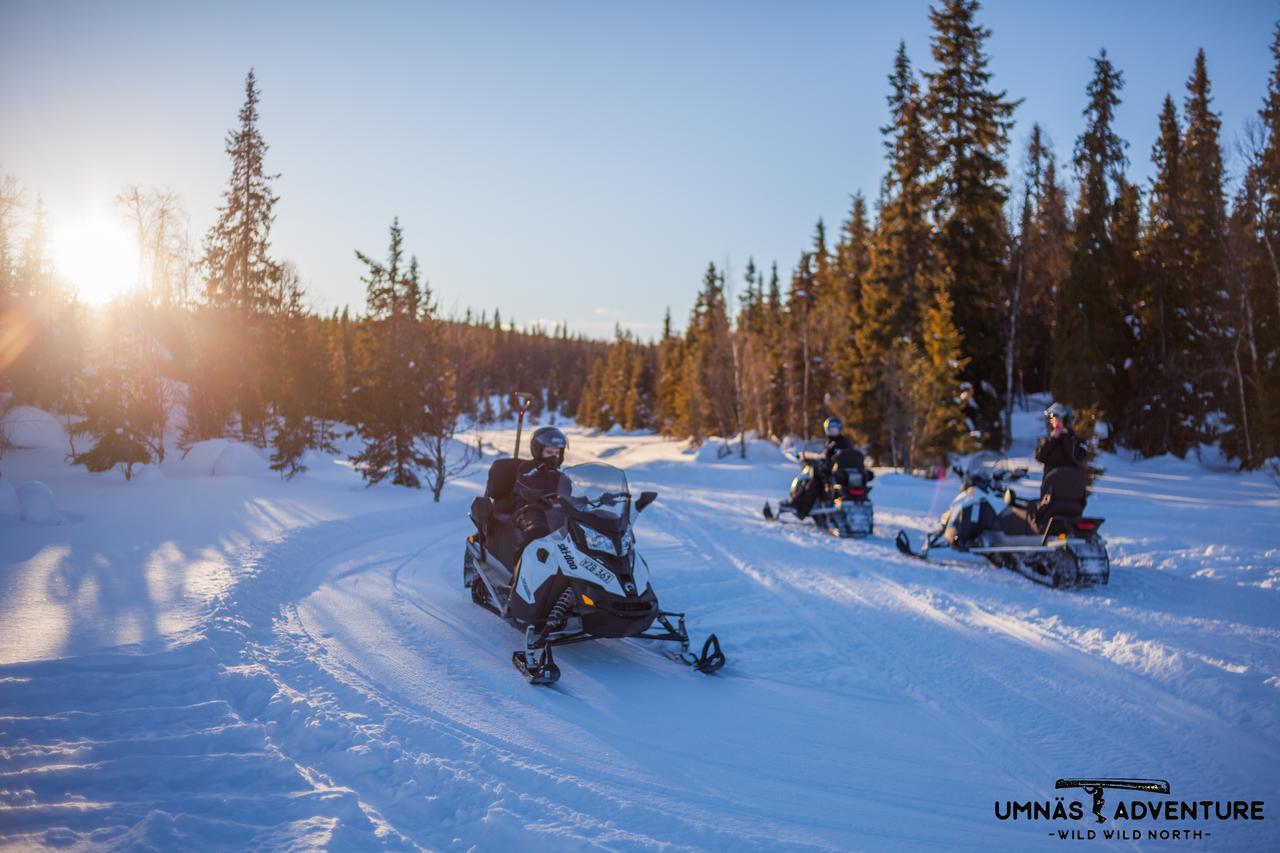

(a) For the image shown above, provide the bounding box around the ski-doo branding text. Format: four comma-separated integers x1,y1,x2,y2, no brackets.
558,543,616,587
557,543,578,572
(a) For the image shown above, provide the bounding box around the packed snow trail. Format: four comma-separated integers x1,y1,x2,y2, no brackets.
2,415,1278,849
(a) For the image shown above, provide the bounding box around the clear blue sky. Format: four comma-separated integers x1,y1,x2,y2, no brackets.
2,0,1274,338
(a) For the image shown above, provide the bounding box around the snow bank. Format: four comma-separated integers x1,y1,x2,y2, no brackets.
604,423,654,437
171,440,269,477
0,480,18,518
172,439,230,475
17,480,58,523
694,437,788,464
2,406,67,449
212,443,269,476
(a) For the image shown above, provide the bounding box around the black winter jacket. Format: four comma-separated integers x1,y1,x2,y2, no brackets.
1035,430,1087,475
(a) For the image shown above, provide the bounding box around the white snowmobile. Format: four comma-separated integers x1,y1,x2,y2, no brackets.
763,445,874,538
894,451,1109,588
464,460,725,685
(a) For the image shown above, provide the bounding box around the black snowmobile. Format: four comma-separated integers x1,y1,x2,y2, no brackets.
894,451,1110,588
464,459,725,685
763,445,874,538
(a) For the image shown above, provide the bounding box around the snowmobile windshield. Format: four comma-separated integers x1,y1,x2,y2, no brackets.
962,451,1020,489
556,463,632,533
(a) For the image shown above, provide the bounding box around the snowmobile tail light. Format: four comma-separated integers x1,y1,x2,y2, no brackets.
1076,521,1097,531
581,593,595,607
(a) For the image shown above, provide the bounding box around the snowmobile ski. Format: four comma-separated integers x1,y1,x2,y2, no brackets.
640,611,725,674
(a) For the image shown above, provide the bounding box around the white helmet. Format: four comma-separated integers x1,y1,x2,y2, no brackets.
1044,402,1074,429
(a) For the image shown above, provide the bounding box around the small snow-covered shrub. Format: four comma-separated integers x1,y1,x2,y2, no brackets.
17,481,59,524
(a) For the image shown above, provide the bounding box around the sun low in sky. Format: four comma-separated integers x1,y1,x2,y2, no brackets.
50,211,141,305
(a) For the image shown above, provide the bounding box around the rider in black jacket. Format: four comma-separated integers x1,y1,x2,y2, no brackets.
785,417,872,518
1035,402,1087,476
513,426,570,549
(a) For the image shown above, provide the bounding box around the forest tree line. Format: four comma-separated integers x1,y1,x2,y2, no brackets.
578,1,1280,473
2,0,1279,490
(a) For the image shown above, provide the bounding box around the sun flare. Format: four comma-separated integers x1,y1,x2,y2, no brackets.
51,213,142,304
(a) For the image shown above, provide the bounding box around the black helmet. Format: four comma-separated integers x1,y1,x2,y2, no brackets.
1044,402,1074,430
823,416,843,437
529,426,567,467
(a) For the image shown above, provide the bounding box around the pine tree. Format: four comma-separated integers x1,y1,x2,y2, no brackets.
764,262,788,438
654,307,686,435
198,69,282,444
908,271,973,470
0,173,20,311
833,194,871,317
850,43,934,463
677,263,737,439
1178,50,1230,450
924,0,1019,446
1020,131,1071,395
1129,95,1199,455
70,301,165,481
269,269,336,479
1224,23,1280,466
349,219,434,487
1053,49,1134,437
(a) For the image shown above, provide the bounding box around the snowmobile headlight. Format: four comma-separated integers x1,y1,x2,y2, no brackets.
619,527,635,555
577,524,616,556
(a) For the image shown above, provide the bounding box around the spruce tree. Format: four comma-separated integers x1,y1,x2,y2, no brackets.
851,43,934,463
269,271,336,479
198,69,282,444
679,263,737,439
923,0,1019,446
1020,129,1071,395
1130,96,1197,455
1178,50,1229,449
1053,49,1133,434
70,354,163,481
909,271,973,471
1224,23,1280,465
349,219,434,487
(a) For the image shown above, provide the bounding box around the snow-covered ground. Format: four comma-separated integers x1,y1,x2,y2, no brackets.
1,406,1277,850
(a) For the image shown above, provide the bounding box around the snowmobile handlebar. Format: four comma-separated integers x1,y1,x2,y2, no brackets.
959,464,1029,492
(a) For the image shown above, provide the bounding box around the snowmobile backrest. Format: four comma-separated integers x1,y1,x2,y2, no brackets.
1039,466,1087,517
486,458,520,505
832,448,866,487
